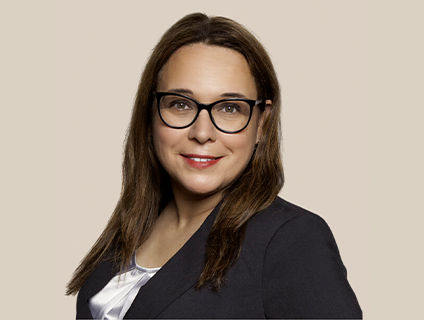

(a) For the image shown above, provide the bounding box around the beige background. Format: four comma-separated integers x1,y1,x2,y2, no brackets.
1,0,423,319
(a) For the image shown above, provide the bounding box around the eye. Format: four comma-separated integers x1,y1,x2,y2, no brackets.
170,100,191,110
220,103,240,113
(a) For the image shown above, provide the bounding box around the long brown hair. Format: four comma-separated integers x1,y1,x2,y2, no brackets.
66,12,283,295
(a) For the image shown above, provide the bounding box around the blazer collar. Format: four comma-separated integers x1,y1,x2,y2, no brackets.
85,198,222,319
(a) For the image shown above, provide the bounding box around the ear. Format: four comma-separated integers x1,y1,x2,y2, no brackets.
256,99,272,144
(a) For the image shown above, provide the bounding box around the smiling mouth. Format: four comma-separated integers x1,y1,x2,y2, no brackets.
181,154,223,162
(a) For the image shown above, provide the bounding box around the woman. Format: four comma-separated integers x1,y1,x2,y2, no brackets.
66,12,362,319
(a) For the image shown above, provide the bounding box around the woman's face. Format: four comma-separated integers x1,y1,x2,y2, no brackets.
153,42,269,197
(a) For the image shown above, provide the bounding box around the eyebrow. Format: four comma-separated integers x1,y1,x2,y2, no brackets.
168,88,247,99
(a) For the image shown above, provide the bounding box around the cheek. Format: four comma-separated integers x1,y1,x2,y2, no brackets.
222,130,257,158
152,116,175,162
152,114,188,166
227,119,259,150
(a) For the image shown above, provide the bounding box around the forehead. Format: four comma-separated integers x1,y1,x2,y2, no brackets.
157,43,257,100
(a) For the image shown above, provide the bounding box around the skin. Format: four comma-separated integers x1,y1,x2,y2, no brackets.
135,43,272,267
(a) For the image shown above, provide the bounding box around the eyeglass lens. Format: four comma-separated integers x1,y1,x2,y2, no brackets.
159,95,251,132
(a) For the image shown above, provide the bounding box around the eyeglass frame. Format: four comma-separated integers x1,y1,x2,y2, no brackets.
152,91,265,134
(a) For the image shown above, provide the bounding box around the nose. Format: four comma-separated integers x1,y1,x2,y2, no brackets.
188,109,217,143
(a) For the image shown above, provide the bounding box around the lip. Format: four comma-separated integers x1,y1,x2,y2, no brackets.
180,154,223,169
182,153,222,159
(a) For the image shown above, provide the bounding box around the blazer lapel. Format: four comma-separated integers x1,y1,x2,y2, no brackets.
124,199,222,319
77,253,120,318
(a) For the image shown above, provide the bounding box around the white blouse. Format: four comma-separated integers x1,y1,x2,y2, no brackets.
88,251,161,320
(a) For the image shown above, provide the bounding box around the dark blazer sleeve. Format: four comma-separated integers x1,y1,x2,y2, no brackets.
262,213,362,319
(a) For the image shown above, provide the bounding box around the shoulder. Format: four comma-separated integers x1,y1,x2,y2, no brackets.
258,196,343,271
256,197,362,318
252,195,328,223
242,195,339,271
250,195,343,276
246,196,333,245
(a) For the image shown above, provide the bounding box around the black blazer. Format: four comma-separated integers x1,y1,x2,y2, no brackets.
76,196,362,319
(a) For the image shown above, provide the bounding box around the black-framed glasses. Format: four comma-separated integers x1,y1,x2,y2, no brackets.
153,91,264,134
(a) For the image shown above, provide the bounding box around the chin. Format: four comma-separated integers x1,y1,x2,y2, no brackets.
184,184,220,196
178,178,223,197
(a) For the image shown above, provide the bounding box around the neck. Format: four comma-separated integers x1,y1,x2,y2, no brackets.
167,182,223,230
